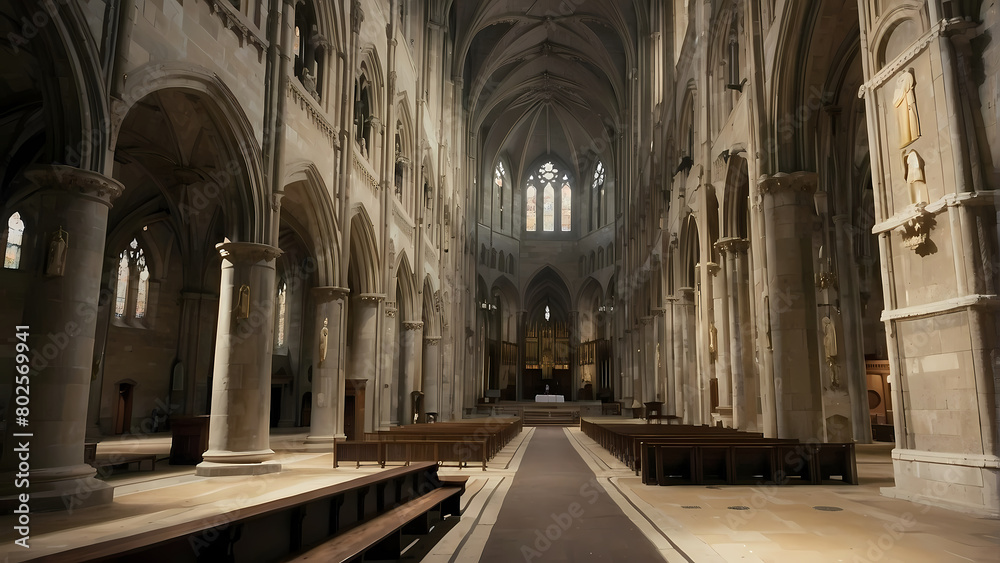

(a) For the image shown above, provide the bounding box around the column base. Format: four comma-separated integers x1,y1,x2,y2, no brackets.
883,449,1000,518
195,460,282,477
304,434,337,443
0,465,114,513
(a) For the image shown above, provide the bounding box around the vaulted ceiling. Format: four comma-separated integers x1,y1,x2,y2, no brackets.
450,1,643,188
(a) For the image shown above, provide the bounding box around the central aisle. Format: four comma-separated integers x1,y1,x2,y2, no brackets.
479,427,663,562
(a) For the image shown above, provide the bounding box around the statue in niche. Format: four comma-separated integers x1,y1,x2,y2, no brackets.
822,316,840,389
46,227,68,277
892,70,920,148
236,284,250,319
904,150,928,205
708,322,718,363
360,137,368,158
319,318,329,366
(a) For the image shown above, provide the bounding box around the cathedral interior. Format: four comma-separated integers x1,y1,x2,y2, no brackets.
0,0,998,560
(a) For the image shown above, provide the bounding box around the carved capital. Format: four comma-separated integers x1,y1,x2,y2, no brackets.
714,237,750,255
757,171,818,197
23,165,125,207
216,242,282,264
312,286,350,303
403,321,424,331
358,293,385,303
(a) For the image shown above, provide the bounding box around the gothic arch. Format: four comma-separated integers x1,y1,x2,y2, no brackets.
348,207,380,295
114,64,267,242
283,163,340,287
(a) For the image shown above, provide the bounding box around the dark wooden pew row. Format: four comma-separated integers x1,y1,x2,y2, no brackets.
32,462,465,563
582,419,857,486
377,418,522,458
336,439,490,470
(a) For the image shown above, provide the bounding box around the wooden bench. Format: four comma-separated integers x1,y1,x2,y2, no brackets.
285,477,466,562
582,419,857,487
335,439,490,470
32,462,461,563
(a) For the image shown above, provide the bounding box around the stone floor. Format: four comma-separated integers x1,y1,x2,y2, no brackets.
0,420,998,562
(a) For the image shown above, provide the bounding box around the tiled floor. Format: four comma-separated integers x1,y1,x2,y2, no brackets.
0,422,997,563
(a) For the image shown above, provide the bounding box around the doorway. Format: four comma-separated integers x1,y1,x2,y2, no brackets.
114,382,134,435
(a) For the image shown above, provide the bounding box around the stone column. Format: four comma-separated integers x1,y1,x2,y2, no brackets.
667,297,683,416
678,288,699,423
732,240,757,431
306,287,349,442
0,165,122,511
569,311,580,401
197,242,282,476
401,321,424,424
174,291,218,416
759,172,823,441
640,316,655,403
710,251,732,419
718,238,751,429
832,215,871,443
350,294,382,432
422,336,441,418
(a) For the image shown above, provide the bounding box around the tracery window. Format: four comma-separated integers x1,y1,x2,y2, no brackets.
4,212,24,269
592,161,605,230
525,162,572,233
114,238,149,321
495,162,505,229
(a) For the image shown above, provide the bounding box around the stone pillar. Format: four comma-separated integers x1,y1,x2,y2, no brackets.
759,172,823,442
422,336,441,418
350,294,382,432
640,316,655,403
667,298,683,417
710,252,732,418
832,215,871,443
678,288,699,424
719,238,752,429
197,242,282,476
569,311,580,401
0,165,122,511
401,321,424,424
732,241,757,431
306,287,349,442
174,291,218,416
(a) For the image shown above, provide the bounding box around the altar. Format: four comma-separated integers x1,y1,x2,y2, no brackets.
534,394,564,403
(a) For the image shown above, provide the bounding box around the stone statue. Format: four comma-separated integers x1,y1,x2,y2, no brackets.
236,284,250,319
302,67,318,99
892,71,920,148
904,150,928,205
319,317,329,366
46,227,68,276
708,322,718,362
822,316,837,364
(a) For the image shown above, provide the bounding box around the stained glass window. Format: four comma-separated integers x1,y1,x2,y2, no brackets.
543,185,554,231
134,250,149,319
526,185,537,231
4,212,24,269
561,183,571,231
115,251,129,318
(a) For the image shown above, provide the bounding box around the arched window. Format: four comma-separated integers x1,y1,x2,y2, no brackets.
115,251,130,318
592,161,605,230
561,183,572,231
114,238,151,321
544,305,551,322
4,212,24,269
526,161,572,234
543,184,555,231
275,279,287,348
495,162,505,229
293,1,323,100
354,77,372,150
134,250,149,319
525,185,537,231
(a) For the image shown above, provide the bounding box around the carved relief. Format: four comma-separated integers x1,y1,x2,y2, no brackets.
898,204,935,256
903,149,928,205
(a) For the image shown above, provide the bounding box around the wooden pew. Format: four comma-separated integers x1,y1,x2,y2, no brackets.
32,462,462,563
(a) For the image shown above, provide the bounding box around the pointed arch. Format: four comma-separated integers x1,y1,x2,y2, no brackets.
348,207,380,295
283,163,340,286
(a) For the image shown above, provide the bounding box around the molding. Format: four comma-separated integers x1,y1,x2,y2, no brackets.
358,293,385,303
216,241,282,263
287,81,338,148
892,448,1000,469
881,294,1000,322
714,237,750,254
860,19,975,97
205,0,268,55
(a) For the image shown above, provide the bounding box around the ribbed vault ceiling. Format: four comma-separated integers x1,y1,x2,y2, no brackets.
451,1,641,188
